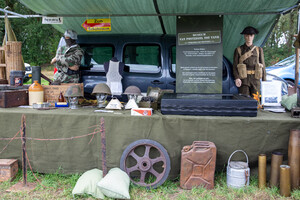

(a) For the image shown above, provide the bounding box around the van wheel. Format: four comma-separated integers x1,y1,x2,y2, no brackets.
120,139,171,189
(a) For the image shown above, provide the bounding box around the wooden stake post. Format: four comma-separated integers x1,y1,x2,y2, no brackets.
21,114,27,186
295,48,299,94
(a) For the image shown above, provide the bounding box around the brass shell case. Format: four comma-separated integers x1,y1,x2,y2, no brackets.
288,129,300,190
258,154,267,189
269,152,283,187
280,165,291,197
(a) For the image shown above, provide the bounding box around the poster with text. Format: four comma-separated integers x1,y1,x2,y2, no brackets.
176,15,223,93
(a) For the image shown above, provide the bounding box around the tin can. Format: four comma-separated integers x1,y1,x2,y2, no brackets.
227,150,250,188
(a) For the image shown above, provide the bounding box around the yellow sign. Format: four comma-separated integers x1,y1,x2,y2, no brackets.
81,18,111,32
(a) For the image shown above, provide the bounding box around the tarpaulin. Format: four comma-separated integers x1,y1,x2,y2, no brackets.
19,0,300,62
0,107,299,178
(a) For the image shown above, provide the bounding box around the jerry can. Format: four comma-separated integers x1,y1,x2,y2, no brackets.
227,150,250,188
180,141,217,189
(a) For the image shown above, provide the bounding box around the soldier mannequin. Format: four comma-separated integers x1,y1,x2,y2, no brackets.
233,26,266,97
51,30,83,84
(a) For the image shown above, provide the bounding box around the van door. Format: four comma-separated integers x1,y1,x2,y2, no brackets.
122,44,166,93
166,45,176,91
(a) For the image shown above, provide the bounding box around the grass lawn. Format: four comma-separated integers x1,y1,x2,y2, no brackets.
0,170,299,199
24,66,55,86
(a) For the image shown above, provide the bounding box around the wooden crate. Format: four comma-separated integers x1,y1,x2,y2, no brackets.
43,83,84,104
0,159,18,182
0,89,28,108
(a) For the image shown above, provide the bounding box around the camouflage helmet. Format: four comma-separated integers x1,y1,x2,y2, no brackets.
123,85,141,95
92,83,111,95
64,85,83,97
64,29,78,40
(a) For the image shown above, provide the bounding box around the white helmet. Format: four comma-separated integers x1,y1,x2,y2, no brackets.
64,29,78,40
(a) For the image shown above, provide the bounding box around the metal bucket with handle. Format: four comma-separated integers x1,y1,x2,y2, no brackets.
227,150,250,188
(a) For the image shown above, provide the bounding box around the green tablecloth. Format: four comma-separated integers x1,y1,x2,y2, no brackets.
0,107,299,178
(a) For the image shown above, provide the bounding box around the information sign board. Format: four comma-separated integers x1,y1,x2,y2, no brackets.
176,16,223,93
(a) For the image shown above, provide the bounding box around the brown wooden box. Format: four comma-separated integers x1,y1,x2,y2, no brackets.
0,159,18,182
43,83,84,104
0,89,28,108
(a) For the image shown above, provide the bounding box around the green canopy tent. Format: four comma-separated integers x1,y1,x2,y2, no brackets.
19,0,300,63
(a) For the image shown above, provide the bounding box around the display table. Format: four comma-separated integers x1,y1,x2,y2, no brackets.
0,107,298,178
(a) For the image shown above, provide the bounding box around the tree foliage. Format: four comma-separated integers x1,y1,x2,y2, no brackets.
264,10,298,66
0,0,61,66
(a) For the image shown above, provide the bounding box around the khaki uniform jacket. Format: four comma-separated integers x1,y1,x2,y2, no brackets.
233,44,267,86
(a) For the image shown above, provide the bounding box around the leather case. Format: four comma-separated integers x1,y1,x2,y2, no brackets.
161,93,257,117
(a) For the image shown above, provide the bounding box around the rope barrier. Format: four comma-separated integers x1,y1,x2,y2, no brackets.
0,130,20,154
0,115,105,188
0,119,102,154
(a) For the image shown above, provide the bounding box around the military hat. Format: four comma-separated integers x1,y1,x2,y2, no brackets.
240,26,259,35
64,29,78,40
64,85,83,97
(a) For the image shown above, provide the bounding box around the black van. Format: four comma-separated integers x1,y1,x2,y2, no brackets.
78,34,238,95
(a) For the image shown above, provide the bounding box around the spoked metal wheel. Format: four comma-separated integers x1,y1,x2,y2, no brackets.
120,139,171,189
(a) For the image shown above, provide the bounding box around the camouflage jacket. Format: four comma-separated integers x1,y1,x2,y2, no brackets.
56,44,84,73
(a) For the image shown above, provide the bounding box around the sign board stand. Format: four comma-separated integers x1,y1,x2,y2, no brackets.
176,15,223,94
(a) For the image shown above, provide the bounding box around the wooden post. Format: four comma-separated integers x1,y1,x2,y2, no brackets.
295,48,299,93
21,115,27,186
0,46,6,80
100,117,107,177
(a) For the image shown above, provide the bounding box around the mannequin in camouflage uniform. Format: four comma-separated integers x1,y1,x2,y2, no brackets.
51,30,83,83
233,26,266,97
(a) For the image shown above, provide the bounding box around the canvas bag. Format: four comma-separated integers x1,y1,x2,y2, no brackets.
237,46,257,79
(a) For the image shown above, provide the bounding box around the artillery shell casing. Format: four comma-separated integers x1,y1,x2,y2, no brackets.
288,129,300,189
258,154,267,189
269,152,283,187
280,165,291,197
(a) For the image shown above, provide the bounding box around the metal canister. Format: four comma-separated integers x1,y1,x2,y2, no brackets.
180,141,217,190
288,129,300,190
269,152,283,187
280,165,291,197
227,150,250,188
258,154,267,189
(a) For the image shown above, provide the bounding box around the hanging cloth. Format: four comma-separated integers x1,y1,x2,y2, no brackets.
106,60,123,95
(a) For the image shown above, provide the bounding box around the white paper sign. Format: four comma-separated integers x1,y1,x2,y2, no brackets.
42,17,63,24
261,80,282,106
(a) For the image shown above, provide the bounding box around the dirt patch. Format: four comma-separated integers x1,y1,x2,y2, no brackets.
42,70,54,80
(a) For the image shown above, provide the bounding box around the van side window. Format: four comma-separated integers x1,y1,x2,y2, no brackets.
123,45,161,73
81,45,114,71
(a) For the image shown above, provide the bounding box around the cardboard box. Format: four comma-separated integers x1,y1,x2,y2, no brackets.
0,89,28,108
43,83,83,104
138,101,158,110
0,159,18,182
131,108,152,116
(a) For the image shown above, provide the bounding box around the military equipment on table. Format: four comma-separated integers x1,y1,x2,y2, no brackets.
123,85,141,95
64,85,83,97
92,83,111,95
